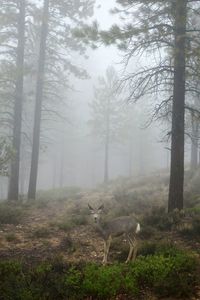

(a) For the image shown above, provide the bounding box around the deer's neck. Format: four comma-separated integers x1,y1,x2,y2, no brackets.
94,220,108,240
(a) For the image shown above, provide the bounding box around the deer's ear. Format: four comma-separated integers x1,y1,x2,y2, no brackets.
88,204,94,211
98,204,104,211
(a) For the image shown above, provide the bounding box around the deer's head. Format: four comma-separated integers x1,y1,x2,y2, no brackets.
88,204,104,223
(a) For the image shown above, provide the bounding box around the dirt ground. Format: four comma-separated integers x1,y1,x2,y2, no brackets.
0,197,199,261
0,195,200,300
0,199,105,263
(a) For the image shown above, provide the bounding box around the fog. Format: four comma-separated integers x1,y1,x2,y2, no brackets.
35,0,169,191
0,2,200,292
0,0,192,199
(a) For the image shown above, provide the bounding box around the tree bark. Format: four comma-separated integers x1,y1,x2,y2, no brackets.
28,0,49,200
8,0,25,201
104,98,110,184
168,0,187,212
190,113,199,170
59,139,65,188
128,137,133,177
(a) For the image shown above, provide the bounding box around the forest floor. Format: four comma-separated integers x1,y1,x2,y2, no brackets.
0,193,127,266
0,197,199,264
0,175,200,299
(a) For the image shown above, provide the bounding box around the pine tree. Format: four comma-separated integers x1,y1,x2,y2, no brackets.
78,0,200,210
27,0,94,199
89,66,126,184
27,0,49,200
8,0,26,201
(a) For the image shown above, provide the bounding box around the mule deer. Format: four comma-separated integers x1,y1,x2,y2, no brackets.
88,204,140,265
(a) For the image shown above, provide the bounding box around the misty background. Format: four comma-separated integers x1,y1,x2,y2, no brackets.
0,0,184,198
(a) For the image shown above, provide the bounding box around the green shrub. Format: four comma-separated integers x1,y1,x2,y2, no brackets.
82,264,132,298
139,240,187,258
82,248,197,299
0,247,198,299
31,226,52,238
185,206,200,215
138,241,157,256
4,233,18,242
36,186,82,202
72,214,88,226
0,202,26,225
179,217,200,240
57,221,73,232
143,207,173,231
132,252,196,297
109,237,129,262
139,225,156,239
59,236,76,253
35,199,49,209
57,214,88,232
0,261,33,300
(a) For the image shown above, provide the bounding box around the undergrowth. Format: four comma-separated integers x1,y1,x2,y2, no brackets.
0,202,27,225
0,246,198,300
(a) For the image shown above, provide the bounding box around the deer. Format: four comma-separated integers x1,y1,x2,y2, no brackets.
88,204,141,265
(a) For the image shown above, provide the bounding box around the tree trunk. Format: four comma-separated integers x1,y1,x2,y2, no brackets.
104,99,110,184
104,129,109,184
28,0,49,200
190,113,199,170
59,136,65,188
168,0,187,212
8,0,25,201
128,137,133,177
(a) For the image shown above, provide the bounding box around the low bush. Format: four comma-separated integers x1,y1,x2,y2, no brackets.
72,214,88,226
56,214,88,232
57,221,73,232
138,241,158,256
0,246,198,299
59,236,76,253
4,233,18,242
31,226,52,238
36,186,82,202
0,202,26,225
142,207,173,231
109,238,130,262
179,216,200,240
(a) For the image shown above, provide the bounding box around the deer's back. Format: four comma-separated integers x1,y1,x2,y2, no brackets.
104,216,138,237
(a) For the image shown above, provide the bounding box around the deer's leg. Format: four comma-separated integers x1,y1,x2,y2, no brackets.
125,235,134,263
102,236,112,265
102,240,107,264
131,237,138,262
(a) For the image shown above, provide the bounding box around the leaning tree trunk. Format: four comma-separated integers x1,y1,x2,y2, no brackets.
8,0,25,201
28,0,49,200
168,0,187,212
